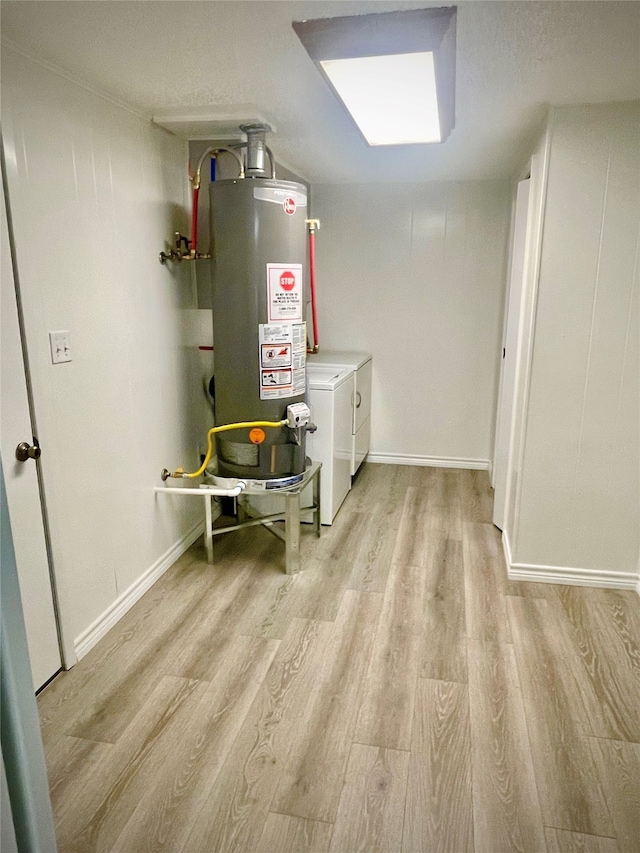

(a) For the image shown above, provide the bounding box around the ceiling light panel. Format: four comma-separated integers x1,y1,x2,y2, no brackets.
320,52,441,146
293,7,456,148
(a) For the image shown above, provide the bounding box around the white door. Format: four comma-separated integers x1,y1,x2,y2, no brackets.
1,171,61,690
493,179,530,531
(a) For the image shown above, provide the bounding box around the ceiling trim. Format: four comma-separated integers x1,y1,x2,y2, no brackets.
0,38,148,121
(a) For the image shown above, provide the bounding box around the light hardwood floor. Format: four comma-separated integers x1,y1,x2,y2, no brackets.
38,464,640,852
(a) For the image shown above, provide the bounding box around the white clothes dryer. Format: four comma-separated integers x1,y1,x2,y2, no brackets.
306,365,354,525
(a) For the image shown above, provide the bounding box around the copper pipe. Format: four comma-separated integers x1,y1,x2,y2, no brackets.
306,219,320,351
189,147,245,254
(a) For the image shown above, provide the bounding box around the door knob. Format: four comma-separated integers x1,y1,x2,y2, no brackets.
16,439,41,462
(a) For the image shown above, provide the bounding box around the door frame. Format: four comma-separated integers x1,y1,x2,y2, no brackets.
1,143,75,676
492,177,531,530
492,125,552,557
491,177,520,489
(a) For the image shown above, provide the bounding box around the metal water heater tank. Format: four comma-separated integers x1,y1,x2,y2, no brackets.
210,177,308,480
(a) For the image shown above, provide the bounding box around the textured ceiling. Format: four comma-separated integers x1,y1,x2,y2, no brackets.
2,1,639,183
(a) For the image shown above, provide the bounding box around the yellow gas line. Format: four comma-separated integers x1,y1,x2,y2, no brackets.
163,419,288,480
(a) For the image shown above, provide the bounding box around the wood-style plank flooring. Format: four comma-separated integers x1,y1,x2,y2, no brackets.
38,463,640,852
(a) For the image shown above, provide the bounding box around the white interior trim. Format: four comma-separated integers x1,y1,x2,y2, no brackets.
74,521,202,661
501,528,513,577
492,176,531,529
491,178,520,487
367,453,489,470
508,564,638,590
509,125,552,551
502,530,638,590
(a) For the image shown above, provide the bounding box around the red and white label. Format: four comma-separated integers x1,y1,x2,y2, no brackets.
279,271,295,291
267,263,303,321
283,197,296,215
259,322,306,400
261,343,292,368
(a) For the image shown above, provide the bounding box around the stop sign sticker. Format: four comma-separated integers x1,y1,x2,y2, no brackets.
280,271,295,291
283,197,296,215
267,263,303,321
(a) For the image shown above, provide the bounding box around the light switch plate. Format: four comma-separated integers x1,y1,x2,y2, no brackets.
49,330,71,364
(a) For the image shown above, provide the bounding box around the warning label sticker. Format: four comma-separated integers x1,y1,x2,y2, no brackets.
259,322,306,400
260,324,294,346
292,321,306,394
261,343,291,368
267,263,303,322
261,368,292,387
292,368,306,395
292,322,306,352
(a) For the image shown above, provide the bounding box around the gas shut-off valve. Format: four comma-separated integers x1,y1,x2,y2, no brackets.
286,403,316,445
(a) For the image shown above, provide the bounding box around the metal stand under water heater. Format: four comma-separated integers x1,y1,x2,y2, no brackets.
210,126,310,484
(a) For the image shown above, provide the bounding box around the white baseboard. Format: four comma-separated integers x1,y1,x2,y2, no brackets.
502,531,638,591
366,453,489,470
501,529,513,576
74,521,202,660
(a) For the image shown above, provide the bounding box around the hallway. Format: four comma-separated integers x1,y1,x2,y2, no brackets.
37,464,640,852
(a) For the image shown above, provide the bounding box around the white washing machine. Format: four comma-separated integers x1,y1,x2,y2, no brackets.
305,364,354,525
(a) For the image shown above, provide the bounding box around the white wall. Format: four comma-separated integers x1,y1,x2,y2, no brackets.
513,102,640,581
311,181,510,465
2,48,207,653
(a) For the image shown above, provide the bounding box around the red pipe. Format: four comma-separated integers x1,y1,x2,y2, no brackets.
308,226,319,350
190,184,200,255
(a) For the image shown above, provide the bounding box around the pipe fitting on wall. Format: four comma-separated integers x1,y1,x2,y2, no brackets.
158,232,211,264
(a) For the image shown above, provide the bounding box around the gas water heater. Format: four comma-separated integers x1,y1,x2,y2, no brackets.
161,124,316,486
209,127,310,481
210,169,308,480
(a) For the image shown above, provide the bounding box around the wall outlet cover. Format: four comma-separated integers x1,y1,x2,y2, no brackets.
49,330,71,364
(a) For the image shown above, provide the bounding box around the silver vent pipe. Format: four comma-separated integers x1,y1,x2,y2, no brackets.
238,123,276,179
